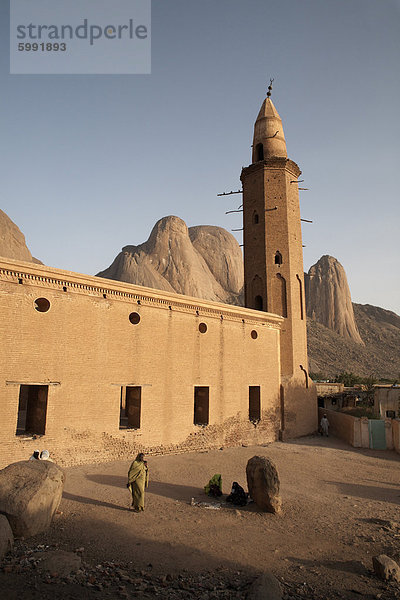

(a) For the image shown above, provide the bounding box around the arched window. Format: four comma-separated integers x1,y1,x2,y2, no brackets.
253,211,259,224
256,143,264,161
296,274,304,320
254,295,263,311
274,251,282,265
275,274,287,318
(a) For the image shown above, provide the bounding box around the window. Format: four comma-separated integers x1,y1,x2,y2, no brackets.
297,274,304,320
253,212,259,224
16,385,48,436
249,386,261,422
194,387,209,425
274,251,282,265
120,386,141,429
255,143,264,161
275,274,287,318
254,295,263,311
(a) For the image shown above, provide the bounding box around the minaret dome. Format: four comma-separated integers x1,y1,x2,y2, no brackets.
252,97,287,162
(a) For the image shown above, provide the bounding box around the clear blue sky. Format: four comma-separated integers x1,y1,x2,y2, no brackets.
1,0,399,314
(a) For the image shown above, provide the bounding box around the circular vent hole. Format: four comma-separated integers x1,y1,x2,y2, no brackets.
199,323,207,334
251,330,258,339
34,298,50,313
129,312,141,325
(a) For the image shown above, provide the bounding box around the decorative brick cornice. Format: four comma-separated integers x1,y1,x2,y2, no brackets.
241,157,301,180
0,258,282,329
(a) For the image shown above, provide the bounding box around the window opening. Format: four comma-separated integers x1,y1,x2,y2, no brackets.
249,386,261,423
120,386,141,429
254,295,263,311
297,274,304,320
274,251,282,265
199,323,207,334
16,385,48,436
129,312,141,325
275,274,287,318
34,298,50,313
194,387,209,425
253,212,259,224
255,143,264,161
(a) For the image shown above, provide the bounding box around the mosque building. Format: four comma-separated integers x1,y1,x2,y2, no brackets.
0,87,317,468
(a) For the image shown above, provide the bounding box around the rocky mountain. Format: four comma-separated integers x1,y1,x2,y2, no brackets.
0,209,41,264
97,216,244,305
1,208,398,378
97,216,399,379
304,255,363,345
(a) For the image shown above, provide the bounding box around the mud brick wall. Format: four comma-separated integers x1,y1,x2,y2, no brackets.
0,258,283,468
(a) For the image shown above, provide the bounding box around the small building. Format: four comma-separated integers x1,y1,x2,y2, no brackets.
374,385,400,419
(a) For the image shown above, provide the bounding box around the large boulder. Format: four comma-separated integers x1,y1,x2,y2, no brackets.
246,456,282,514
0,460,65,538
373,554,400,582
246,571,282,600
0,514,14,558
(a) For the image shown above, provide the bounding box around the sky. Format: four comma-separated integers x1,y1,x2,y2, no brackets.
1,0,399,314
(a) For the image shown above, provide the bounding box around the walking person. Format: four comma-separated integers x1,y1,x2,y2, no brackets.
127,452,149,512
320,414,330,437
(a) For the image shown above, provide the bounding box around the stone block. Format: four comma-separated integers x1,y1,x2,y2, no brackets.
0,514,14,558
0,460,65,538
246,455,281,514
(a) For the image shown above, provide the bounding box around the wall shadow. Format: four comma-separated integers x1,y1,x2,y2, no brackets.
86,474,203,502
323,480,400,505
283,436,400,463
62,491,130,512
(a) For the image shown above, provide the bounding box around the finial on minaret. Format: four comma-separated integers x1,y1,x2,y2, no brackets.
266,78,274,98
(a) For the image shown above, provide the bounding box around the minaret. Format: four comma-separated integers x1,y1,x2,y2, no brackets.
240,81,317,438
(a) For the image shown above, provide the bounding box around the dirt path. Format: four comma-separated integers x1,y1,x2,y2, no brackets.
1,436,400,599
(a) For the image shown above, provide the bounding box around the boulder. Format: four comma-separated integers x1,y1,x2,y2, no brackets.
246,571,282,600
372,554,400,582
0,460,65,538
0,514,14,558
246,456,282,514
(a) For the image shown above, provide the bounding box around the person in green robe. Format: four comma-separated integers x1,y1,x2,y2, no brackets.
127,452,149,512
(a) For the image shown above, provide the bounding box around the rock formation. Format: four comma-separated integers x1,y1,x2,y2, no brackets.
0,209,41,264
0,514,13,559
372,555,400,582
0,460,65,538
1,207,398,378
97,216,244,305
305,255,364,345
246,455,282,514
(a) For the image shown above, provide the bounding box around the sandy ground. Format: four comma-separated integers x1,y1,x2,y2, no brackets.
1,435,400,599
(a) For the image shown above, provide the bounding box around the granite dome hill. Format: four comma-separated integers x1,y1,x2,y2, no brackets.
0,210,398,379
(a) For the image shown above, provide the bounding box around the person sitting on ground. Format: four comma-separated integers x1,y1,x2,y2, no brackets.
204,474,223,497
127,452,149,512
40,450,53,461
226,481,248,506
29,449,40,461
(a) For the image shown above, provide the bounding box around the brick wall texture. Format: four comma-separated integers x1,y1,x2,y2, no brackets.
0,258,286,468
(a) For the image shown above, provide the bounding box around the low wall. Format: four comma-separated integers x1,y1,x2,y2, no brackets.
318,408,360,446
393,420,400,454
318,408,400,453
